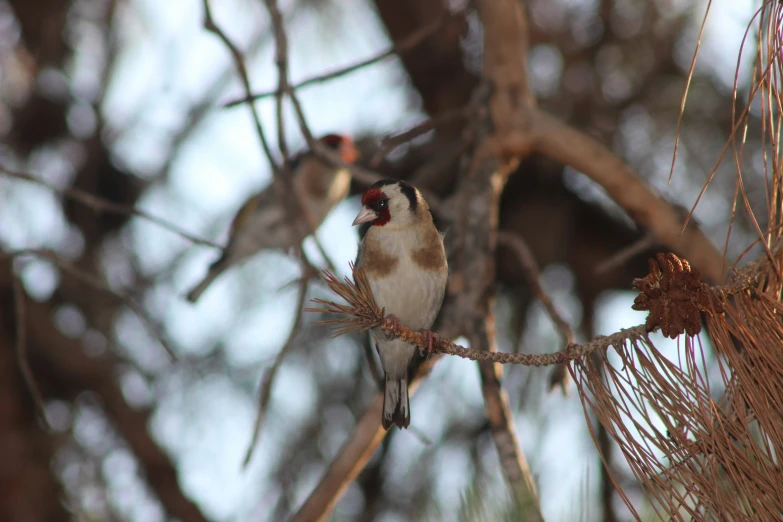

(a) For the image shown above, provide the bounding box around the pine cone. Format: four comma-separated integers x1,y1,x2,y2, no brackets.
632,252,716,339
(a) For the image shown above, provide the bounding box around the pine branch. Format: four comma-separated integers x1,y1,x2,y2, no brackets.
306,264,627,367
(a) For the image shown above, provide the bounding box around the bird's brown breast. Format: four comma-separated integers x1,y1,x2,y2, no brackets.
410,226,447,271
361,233,399,277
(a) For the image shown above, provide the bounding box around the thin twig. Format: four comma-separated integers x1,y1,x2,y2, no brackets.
201,0,279,175
497,230,575,395
222,8,463,108
242,260,310,468
595,234,657,275
497,231,575,345
594,202,690,276
261,0,338,275
0,164,220,249
270,3,290,171
667,0,714,185
7,249,178,362
10,273,51,431
148,18,283,186
370,106,480,167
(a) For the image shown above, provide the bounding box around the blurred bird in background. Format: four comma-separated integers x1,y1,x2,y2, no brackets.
186,134,359,303
353,179,448,429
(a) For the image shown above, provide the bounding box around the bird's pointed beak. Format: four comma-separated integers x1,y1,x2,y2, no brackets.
352,206,377,226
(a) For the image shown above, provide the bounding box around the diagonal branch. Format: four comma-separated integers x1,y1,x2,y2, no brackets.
222,7,464,108
6,249,178,362
369,106,480,167
288,355,439,522
497,230,575,394
496,231,575,346
0,164,220,249
10,272,50,430
242,259,310,468
528,110,727,284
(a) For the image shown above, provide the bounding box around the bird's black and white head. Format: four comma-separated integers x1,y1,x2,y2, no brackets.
352,179,427,231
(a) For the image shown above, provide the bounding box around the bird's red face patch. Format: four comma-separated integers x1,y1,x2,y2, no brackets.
320,134,358,164
340,141,359,164
321,134,343,148
361,188,391,226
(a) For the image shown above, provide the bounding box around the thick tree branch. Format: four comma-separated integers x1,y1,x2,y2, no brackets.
289,357,440,522
471,0,543,513
474,0,728,287
528,110,727,284
478,0,534,131
453,152,543,514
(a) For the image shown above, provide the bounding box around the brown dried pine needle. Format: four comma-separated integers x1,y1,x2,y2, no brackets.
306,262,383,336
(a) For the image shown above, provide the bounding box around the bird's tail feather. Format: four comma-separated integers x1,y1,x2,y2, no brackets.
382,376,410,430
185,256,227,303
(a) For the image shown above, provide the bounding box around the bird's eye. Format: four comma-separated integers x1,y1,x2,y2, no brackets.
371,199,389,212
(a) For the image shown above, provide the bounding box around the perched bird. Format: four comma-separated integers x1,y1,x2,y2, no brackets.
186,134,358,303
353,179,448,429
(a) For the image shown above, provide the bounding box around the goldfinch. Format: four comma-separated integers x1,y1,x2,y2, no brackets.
353,179,448,429
186,134,358,303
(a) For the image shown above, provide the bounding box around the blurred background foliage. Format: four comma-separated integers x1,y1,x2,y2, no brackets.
0,0,766,520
